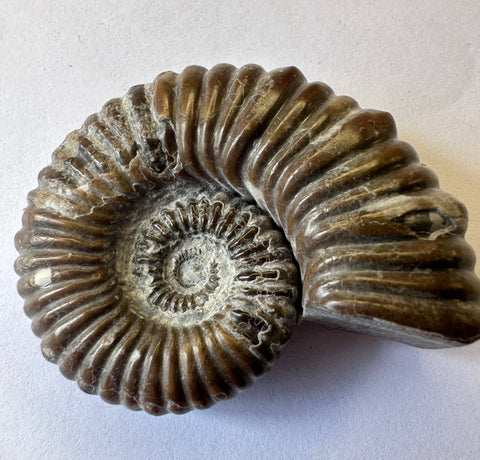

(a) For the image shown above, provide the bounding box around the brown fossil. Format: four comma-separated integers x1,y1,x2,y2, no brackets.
15,64,480,414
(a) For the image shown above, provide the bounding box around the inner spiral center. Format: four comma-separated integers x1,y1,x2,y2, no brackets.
129,193,237,317
164,241,221,298
117,182,297,323
176,255,207,288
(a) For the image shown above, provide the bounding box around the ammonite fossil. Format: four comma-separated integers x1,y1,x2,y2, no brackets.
15,64,480,415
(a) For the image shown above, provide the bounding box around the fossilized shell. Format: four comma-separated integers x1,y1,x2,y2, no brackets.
15,64,480,414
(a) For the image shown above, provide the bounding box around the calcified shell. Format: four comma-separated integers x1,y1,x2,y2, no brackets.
15,64,480,414
16,178,299,414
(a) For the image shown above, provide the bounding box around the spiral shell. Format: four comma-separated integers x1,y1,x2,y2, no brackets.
15,64,480,414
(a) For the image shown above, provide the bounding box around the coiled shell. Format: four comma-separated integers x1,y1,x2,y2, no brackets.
15,64,480,414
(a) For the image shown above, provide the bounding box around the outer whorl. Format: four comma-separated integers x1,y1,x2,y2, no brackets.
15,64,480,414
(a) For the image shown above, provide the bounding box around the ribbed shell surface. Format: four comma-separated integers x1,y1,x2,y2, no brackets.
15,64,480,414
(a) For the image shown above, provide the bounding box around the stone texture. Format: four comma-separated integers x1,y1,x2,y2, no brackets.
15,64,480,414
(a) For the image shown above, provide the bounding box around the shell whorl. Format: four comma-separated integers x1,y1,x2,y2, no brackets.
15,64,480,414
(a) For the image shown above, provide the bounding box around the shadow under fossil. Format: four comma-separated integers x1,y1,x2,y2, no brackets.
209,321,400,420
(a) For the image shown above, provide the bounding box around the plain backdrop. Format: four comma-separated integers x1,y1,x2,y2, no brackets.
2,1,480,459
